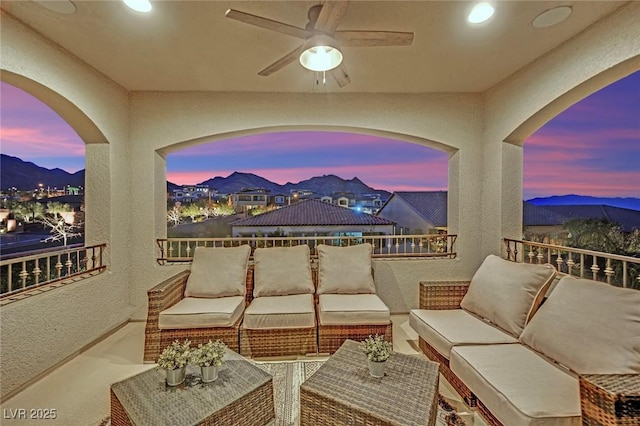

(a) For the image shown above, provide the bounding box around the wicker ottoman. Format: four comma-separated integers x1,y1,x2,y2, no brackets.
300,339,439,426
110,349,274,426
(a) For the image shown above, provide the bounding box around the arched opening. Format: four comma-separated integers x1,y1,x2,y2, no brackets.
0,81,86,254
0,75,109,297
159,128,455,258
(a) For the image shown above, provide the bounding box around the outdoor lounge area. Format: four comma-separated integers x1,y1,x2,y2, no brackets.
1,1,640,425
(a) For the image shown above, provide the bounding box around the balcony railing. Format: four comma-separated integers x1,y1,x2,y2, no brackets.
0,243,107,299
504,238,640,289
157,234,457,264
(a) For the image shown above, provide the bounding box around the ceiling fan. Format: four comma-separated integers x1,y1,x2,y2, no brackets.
225,1,414,87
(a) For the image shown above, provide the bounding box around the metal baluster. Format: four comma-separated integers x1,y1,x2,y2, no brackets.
591,255,600,281
604,258,614,285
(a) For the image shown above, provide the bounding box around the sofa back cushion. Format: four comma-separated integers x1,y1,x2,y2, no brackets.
520,276,640,374
317,243,376,294
184,245,251,298
253,245,315,297
460,255,556,337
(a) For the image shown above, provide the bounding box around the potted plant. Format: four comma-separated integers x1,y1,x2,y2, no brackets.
191,340,227,383
157,339,191,386
361,334,393,378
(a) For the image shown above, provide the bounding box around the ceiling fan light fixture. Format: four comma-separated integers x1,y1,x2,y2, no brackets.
468,2,495,24
122,0,152,13
299,35,343,72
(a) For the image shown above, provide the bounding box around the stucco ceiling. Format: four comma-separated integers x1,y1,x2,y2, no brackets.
1,1,628,93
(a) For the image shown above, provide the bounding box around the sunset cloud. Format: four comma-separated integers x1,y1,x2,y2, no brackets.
2,71,638,199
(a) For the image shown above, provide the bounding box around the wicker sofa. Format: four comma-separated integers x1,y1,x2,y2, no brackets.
144,243,393,362
410,255,640,426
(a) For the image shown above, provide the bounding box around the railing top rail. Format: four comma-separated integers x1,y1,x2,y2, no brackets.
505,238,639,263
157,234,452,241
0,243,107,265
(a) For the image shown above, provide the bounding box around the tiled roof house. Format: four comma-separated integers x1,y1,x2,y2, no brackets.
230,198,395,236
376,192,447,234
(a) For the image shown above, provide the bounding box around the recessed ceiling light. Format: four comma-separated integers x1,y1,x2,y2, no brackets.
468,2,495,24
122,0,152,13
532,6,572,28
33,0,76,15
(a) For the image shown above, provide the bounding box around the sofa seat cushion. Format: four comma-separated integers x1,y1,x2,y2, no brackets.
520,276,640,375
409,309,517,360
318,294,390,325
460,255,556,338
450,344,581,426
244,294,315,329
158,296,244,329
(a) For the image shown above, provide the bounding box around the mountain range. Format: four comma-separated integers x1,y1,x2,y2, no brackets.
187,172,392,198
0,154,85,190
527,194,640,211
2,154,638,210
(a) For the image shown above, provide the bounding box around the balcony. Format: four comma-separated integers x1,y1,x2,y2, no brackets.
1,238,637,425
1,1,638,424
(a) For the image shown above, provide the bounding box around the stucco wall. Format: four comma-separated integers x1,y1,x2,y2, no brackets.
1,1,637,400
482,2,640,258
127,91,487,318
0,14,131,398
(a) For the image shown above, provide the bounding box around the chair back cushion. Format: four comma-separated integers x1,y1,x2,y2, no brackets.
520,276,640,374
253,245,315,297
460,255,556,337
317,243,376,294
184,245,251,298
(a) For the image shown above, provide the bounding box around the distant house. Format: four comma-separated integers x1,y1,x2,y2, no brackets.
376,192,447,234
170,185,211,203
230,198,395,237
231,188,269,212
269,193,289,208
522,202,571,239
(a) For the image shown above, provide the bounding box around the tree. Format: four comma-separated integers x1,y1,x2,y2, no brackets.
12,201,45,223
181,203,202,222
167,205,183,227
38,204,82,246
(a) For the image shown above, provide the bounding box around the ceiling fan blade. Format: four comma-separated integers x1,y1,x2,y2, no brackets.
329,62,351,88
335,31,414,47
258,45,304,76
225,9,311,39
314,1,350,34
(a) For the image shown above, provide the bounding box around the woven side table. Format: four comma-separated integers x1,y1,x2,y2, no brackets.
300,339,439,426
110,350,274,426
580,374,640,425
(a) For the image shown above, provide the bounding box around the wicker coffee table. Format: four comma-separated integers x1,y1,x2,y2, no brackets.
110,349,274,426
300,339,439,426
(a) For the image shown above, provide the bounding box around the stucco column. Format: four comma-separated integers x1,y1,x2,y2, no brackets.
502,142,524,243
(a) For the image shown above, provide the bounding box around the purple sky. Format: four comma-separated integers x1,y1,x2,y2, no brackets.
1,72,638,198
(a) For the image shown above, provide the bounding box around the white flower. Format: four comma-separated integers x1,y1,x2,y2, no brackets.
157,340,192,371
191,340,227,367
361,334,393,362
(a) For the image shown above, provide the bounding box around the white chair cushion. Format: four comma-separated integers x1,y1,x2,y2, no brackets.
158,296,244,329
520,276,640,374
243,294,315,329
184,245,251,298
318,294,390,325
317,243,376,294
409,309,517,360
460,255,556,337
451,344,581,426
253,245,315,297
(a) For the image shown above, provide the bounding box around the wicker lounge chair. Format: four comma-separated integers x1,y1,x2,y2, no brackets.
143,245,252,363
315,243,392,354
240,245,318,357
